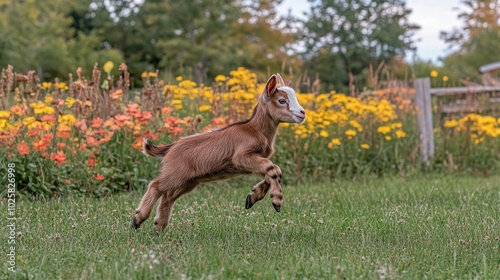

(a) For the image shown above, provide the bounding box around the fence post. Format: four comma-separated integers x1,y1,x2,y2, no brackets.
414,78,434,164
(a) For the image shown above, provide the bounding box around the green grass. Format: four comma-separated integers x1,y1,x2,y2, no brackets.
2,175,500,279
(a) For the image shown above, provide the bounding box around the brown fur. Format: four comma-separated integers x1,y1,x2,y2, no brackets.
132,74,305,234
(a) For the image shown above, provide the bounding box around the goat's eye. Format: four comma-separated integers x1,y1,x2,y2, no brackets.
278,99,287,105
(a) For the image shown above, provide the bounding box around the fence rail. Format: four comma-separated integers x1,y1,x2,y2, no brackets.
414,78,500,164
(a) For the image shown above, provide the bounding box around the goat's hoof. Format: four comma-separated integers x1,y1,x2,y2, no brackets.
131,215,141,229
272,203,281,212
245,194,254,209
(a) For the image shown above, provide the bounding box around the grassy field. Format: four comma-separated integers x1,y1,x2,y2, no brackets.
2,175,499,279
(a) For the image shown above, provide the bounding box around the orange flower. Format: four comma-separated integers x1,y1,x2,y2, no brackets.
42,132,54,143
161,107,173,115
57,125,71,138
87,155,96,167
142,112,154,121
95,129,106,135
57,131,71,139
33,139,49,152
125,103,140,115
109,89,123,100
50,151,67,165
27,129,39,137
10,105,25,116
74,119,87,131
18,142,30,155
115,114,131,123
91,117,104,128
41,115,57,122
104,118,120,130
170,126,183,134
95,174,104,181
101,132,114,143
87,136,98,146
132,139,143,150
57,142,66,149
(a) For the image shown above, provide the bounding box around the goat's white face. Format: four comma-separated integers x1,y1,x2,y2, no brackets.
263,74,306,124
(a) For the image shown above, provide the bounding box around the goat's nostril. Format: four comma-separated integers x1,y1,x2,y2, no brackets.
300,110,305,115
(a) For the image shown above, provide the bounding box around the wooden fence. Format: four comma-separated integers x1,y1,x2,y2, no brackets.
414,77,500,164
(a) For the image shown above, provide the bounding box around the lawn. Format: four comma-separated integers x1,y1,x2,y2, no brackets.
2,175,499,279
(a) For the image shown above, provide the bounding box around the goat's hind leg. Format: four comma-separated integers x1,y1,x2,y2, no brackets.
245,180,271,209
132,179,161,229
153,181,198,235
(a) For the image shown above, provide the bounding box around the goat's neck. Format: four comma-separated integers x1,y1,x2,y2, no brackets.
248,103,279,144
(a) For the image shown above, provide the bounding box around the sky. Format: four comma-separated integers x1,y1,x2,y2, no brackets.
279,0,464,64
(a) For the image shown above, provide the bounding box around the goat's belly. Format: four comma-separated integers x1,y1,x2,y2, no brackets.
195,169,251,183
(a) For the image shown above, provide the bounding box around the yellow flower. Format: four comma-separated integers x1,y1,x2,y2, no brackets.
345,129,357,137
55,82,69,91
442,75,449,82
23,117,36,126
377,126,391,134
0,110,11,119
176,76,183,82
328,138,341,149
360,144,369,149
385,135,392,141
58,114,77,126
349,120,363,132
215,75,226,83
30,101,55,115
430,70,438,77
390,123,402,129
42,82,52,90
199,105,211,112
65,98,76,108
149,72,157,78
44,95,54,104
444,119,458,128
395,130,407,138
141,71,147,79
103,61,114,73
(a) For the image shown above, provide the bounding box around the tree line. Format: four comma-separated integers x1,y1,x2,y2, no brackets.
0,0,498,92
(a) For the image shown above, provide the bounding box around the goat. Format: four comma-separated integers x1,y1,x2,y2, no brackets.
132,73,306,234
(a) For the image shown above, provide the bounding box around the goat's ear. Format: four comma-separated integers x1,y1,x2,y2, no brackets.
276,73,286,88
264,74,277,101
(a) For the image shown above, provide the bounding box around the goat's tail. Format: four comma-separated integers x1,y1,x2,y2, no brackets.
142,138,172,157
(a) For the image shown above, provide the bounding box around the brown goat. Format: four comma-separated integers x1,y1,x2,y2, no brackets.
132,73,306,234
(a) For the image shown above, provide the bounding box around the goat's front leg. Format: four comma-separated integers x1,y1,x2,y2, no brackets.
233,152,283,211
266,164,283,212
245,179,270,209
246,164,283,211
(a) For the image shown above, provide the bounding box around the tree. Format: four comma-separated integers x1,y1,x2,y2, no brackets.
440,0,500,82
301,0,419,93
90,0,296,84
0,0,123,79
230,0,298,79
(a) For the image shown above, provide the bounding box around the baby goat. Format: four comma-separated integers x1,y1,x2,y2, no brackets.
132,73,306,234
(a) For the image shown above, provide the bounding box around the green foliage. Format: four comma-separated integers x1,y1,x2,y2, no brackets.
301,0,419,92
440,0,500,83
2,176,499,278
0,131,158,199
0,0,124,79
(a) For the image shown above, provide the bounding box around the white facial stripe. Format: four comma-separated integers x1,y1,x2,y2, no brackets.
278,86,303,113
